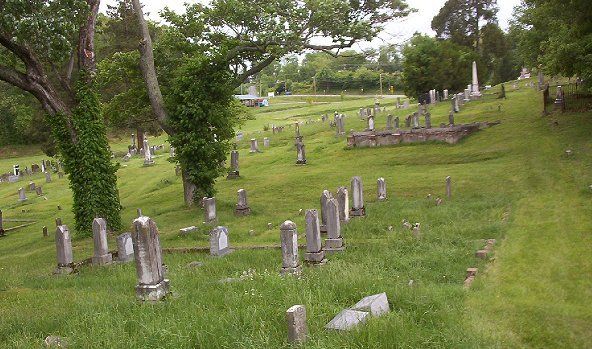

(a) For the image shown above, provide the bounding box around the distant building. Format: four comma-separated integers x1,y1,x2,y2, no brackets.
234,94,268,107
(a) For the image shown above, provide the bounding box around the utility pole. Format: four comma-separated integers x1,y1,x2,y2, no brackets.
312,76,317,96
379,73,383,98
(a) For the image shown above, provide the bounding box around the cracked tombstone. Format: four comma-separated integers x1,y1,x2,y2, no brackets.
377,177,387,201
350,176,365,217
117,232,134,263
92,218,113,266
54,224,74,275
131,216,170,301
210,226,231,257
280,220,302,275
325,198,345,253
336,186,350,223
304,209,326,265
235,189,251,216
203,197,217,224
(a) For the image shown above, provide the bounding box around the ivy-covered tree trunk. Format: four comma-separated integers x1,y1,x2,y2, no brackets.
48,75,122,235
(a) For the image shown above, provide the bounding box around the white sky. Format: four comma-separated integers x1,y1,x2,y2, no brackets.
100,0,522,49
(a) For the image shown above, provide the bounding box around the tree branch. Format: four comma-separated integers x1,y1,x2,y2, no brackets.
233,55,276,87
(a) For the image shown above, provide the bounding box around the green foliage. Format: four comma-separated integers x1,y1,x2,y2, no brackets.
47,72,122,236
166,57,242,199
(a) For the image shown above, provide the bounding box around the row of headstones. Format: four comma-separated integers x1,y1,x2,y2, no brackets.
15,173,57,201
123,137,170,165
2,161,62,183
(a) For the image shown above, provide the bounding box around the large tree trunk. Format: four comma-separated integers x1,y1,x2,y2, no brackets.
181,169,197,206
137,128,144,150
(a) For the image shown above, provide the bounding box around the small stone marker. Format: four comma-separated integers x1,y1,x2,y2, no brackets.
92,218,113,266
45,171,52,183
249,139,259,153
235,189,251,216
386,114,393,130
179,226,198,235
412,223,421,238
280,220,302,275
35,186,43,196
446,176,452,199
263,137,270,147
28,181,36,191
227,150,240,179
131,216,170,301
336,186,350,223
367,115,375,131
286,305,308,344
18,187,27,202
54,224,74,275
394,116,400,128
475,250,488,259
325,198,344,253
44,335,67,348
350,176,365,217
325,309,370,331
304,209,326,265
203,197,217,224
210,226,231,257
351,293,390,316
42,226,48,237
377,177,386,201
117,232,134,262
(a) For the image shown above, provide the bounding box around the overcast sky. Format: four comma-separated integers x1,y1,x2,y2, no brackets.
100,0,522,49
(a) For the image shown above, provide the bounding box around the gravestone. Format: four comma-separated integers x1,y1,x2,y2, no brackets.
17,187,27,202
45,172,52,183
227,150,240,179
394,116,400,129
132,216,169,301
336,186,350,223
35,186,43,196
405,115,411,128
263,137,270,147
367,115,375,131
92,218,113,266
204,197,217,224
280,220,302,275
117,232,134,262
351,293,390,316
320,190,332,233
471,61,481,98
235,189,251,216
31,164,40,173
464,88,470,102
304,209,326,265
449,111,455,126
143,139,154,166
443,89,449,100
249,139,259,153
350,176,365,217
210,226,231,257
325,198,344,253
286,305,308,344
28,181,35,191
446,176,452,199
325,309,369,331
296,139,307,165
386,114,393,130
169,146,175,158
43,226,48,237
54,224,74,275
377,177,386,201
425,113,432,129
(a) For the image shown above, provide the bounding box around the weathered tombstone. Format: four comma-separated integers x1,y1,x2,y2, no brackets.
412,113,420,128
377,177,387,201
35,186,43,196
249,139,259,153
336,186,350,223
143,138,154,166
367,115,375,131
42,226,48,237
338,114,345,134
386,114,393,130
92,218,113,266
263,137,270,147
446,176,452,199
350,176,365,217
131,216,170,301
448,111,455,126
443,89,449,100
319,190,332,233
405,115,411,128
31,164,40,173
425,113,432,129
325,309,370,331
325,198,344,252
203,197,217,224
280,220,302,275
17,187,27,202
45,171,52,183
209,226,231,257
235,189,251,216
28,181,36,191
286,305,308,344
304,209,326,265
54,224,74,275
117,232,134,262
464,88,470,102
394,116,400,129
227,150,240,179
296,139,307,165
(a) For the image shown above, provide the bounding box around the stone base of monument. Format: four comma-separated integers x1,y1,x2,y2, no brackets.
211,247,233,257
325,238,345,253
349,207,366,217
135,279,170,301
280,265,302,276
234,206,251,216
53,264,74,275
226,171,240,179
296,160,307,165
143,160,155,167
305,251,326,266
92,253,113,266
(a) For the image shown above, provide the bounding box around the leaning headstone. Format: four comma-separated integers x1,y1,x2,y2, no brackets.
54,224,74,275
17,187,27,202
235,189,251,216
117,232,134,263
92,218,113,266
210,226,231,257
446,176,452,199
325,198,344,253
280,220,302,275
304,210,326,265
325,309,370,331
350,176,365,217
249,139,259,153
320,190,332,233
377,177,386,201
204,197,217,224
286,305,308,344
336,186,350,223
227,150,240,179
45,172,52,183
131,216,170,301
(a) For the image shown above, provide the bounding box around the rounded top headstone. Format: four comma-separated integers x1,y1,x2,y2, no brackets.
280,220,296,230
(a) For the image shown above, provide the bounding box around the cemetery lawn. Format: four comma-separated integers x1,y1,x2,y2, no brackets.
0,85,591,348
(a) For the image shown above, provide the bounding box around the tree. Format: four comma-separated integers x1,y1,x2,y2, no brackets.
130,0,411,205
0,0,122,236
431,0,498,51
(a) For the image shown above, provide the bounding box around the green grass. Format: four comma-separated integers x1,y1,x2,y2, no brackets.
0,80,591,348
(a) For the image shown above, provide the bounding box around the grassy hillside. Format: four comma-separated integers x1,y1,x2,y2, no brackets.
0,83,590,348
